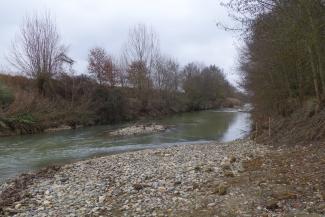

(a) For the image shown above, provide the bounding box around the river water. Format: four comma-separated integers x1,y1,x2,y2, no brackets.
0,110,251,182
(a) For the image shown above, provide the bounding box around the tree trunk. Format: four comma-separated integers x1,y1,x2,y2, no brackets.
316,46,325,98
307,44,321,111
307,5,325,98
296,61,304,105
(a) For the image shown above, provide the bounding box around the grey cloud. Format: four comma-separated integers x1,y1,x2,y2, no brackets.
0,0,240,84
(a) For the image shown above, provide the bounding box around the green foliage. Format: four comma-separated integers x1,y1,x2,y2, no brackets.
0,81,14,107
0,113,42,135
0,118,7,128
7,113,36,124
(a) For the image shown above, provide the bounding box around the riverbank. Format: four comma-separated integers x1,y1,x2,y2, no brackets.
0,72,245,138
1,139,324,216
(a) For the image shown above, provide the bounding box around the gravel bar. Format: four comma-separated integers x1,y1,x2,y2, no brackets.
1,140,270,216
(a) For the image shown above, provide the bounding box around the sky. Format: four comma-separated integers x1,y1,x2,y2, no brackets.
0,0,241,85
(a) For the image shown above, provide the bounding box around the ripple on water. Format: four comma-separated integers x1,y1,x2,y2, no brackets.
0,110,251,182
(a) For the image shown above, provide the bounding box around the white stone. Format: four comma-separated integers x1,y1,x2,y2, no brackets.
14,203,22,209
98,195,105,203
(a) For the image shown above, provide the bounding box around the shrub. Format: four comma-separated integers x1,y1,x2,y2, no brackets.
0,81,14,108
91,87,129,124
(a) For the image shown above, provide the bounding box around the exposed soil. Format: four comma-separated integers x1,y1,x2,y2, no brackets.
254,109,325,147
189,142,325,216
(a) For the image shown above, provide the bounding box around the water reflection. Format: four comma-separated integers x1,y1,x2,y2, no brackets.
221,112,252,142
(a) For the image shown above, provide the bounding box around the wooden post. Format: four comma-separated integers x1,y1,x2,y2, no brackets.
268,117,271,138
255,122,258,144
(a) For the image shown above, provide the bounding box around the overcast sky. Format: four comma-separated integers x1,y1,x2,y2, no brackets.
0,0,241,84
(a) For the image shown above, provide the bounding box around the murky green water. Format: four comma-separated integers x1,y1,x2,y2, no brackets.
0,110,251,182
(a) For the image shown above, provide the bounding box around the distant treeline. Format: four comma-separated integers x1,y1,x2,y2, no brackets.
224,0,325,143
0,14,243,136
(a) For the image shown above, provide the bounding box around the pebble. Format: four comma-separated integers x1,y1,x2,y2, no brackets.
98,195,105,203
0,140,269,217
110,124,166,137
43,200,51,206
15,203,22,209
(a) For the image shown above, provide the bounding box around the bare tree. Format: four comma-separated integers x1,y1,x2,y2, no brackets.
115,55,129,87
127,60,151,90
88,47,116,87
127,60,152,110
155,56,180,91
123,24,160,81
224,0,325,116
9,12,67,95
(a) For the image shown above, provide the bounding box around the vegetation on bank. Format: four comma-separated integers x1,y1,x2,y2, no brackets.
224,0,325,144
0,15,243,136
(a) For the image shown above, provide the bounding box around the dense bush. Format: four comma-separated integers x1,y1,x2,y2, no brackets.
183,64,238,110
91,87,129,124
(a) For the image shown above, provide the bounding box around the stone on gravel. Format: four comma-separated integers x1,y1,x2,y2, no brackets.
215,183,229,196
0,140,274,217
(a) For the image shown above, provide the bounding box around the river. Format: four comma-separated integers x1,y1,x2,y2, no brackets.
0,109,251,182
